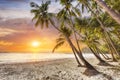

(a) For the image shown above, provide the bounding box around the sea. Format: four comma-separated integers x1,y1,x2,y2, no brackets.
0,53,95,64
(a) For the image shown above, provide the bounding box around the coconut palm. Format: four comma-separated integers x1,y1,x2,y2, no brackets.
30,1,60,31
52,27,82,66
80,29,106,63
59,27,98,71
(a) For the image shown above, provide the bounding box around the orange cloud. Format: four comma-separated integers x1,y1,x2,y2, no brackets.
0,41,13,46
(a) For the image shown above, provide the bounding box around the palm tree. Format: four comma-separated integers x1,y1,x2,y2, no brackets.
58,27,98,71
52,27,82,67
80,29,106,63
56,0,98,72
30,1,60,31
30,1,83,67
94,0,120,24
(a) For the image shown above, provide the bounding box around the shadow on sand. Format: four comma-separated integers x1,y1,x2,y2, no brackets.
83,69,113,80
97,62,114,67
83,69,99,76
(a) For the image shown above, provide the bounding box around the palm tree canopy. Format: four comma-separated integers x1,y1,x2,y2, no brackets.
30,1,53,28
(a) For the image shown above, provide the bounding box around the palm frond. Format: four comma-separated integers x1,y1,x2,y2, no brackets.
72,7,81,16
30,2,39,8
56,37,65,43
52,41,65,53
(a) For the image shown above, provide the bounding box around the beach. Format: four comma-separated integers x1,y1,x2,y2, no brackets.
0,57,120,80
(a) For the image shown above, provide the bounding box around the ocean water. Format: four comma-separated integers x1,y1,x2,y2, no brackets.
0,53,94,64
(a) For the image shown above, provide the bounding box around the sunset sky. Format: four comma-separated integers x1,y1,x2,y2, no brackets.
0,0,87,53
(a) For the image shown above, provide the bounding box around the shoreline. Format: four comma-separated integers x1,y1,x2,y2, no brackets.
0,58,74,66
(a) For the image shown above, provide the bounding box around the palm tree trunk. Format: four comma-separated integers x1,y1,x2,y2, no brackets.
66,37,97,70
71,47,82,66
49,18,61,32
88,46,106,63
49,18,83,66
107,33,120,56
68,9,82,53
94,0,120,24
96,48,110,60
103,36,117,61
100,51,109,60
67,9,97,71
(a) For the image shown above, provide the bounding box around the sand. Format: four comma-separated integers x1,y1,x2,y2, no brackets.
0,58,120,80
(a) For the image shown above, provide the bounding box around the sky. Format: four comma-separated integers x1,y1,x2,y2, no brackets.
0,0,86,53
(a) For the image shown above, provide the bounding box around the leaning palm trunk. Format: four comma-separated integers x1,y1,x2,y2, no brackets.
86,4,119,60
99,51,110,60
68,10,82,54
94,0,120,24
108,33,120,56
103,33,118,61
96,47,110,60
88,46,106,63
50,18,83,66
71,47,82,66
66,37,97,71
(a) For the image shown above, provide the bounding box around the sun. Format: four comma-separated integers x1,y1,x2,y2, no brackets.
31,41,41,47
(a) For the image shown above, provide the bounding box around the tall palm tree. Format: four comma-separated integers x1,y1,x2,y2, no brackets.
58,27,97,71
80,29,106,63
52,27,82,67
30,1,60,31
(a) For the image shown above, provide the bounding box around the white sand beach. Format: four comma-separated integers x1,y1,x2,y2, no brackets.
0,57,120,80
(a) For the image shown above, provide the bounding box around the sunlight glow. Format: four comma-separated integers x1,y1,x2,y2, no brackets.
31,41,41,48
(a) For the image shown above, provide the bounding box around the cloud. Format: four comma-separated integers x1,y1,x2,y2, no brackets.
0,18,58,44
0,40,13,46
0,28,18,37
0,9,32,20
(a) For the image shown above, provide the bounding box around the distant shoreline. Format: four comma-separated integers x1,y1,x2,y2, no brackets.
0,58,73,65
